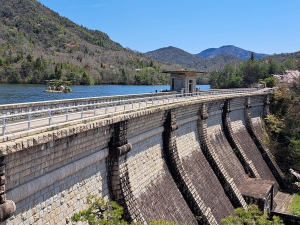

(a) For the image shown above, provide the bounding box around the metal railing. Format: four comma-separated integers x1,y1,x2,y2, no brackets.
0,88,272,137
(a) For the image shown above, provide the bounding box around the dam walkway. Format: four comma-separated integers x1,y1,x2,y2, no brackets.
0,88,270,142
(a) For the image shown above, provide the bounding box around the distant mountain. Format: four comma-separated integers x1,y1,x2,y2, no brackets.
196,45,268,59
145,46,205,69
145,46,243,71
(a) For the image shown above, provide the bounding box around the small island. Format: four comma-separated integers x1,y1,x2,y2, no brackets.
44,80,72,93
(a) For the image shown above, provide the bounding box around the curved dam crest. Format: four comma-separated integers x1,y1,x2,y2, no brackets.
0,90,287,225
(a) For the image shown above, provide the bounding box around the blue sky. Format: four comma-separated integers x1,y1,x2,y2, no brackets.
38,0,300,55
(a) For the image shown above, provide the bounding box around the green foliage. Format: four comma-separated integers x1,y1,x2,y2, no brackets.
221,204,283,225
268,59,283,75
72,195,180,225
0,57,4,66
266,82,300,173
209,64,242,88
80,72,93,85
209,54,300,88
46,79,72,92
283,58,296,70
288,194,300,216
264,115,284,134
71,195,126,225
263,76,277,87
238,59,268,87
210,57,272,88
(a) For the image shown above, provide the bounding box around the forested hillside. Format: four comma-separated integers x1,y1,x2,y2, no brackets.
0,0,182,85
209,52,300,88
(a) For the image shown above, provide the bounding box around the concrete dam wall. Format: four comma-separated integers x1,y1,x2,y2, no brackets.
0,91,285,225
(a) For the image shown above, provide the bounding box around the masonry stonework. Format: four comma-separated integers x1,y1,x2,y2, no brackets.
175,116,234,223
0,91,289,225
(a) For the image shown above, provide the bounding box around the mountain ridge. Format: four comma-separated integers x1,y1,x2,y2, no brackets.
145,46,243,71
196,45,268,59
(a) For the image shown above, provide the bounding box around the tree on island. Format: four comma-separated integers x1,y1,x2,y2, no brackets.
44,79,72,93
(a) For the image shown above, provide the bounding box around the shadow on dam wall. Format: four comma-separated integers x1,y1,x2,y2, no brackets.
0,92,288,225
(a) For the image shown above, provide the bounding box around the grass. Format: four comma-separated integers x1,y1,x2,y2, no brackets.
288,194,300,216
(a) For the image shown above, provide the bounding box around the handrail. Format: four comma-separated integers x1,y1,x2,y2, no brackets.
0,88,272,136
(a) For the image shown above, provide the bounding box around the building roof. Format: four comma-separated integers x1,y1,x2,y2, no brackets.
162,71,206,76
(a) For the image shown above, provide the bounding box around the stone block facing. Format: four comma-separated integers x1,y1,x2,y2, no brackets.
176,119,234,223
227,98,279,192
198,102,248,210
247,96,287,189
0,91,284,225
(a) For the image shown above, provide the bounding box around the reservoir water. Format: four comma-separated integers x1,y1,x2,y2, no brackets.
0,84,210,105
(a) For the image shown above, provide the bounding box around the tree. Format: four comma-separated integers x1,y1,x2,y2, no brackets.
239,60,268,87
26,54,33,62
263,76,277,88
266,81,300,173
71,195,179,225
268,59,282,75
209,64,242,88
34,57,43,70
221,204,283,225
250,52,255,62
283,58,296,70
81,72,93,85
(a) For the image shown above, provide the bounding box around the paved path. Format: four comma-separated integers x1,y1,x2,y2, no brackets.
273,192,294,213
1,95,197,139
1,88,271,141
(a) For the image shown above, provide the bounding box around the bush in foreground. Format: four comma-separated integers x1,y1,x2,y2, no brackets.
221,205,283,225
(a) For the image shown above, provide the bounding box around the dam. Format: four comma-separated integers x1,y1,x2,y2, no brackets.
0,84,292,224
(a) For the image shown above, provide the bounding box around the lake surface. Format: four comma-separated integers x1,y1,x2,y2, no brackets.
0,84,210,105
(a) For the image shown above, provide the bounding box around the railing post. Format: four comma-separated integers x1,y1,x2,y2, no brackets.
105,104,108,114
49,111,52,126
2,117,5,136
81,106,83,119
94,104,96,116
28,114,31,130
66,109,69,122
152,98,154,105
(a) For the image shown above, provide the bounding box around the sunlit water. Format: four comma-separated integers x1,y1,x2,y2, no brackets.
0,84,210,105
